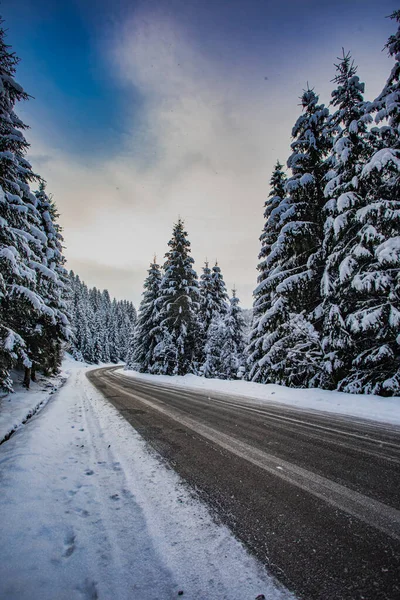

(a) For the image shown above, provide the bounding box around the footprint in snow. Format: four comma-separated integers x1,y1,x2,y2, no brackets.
63,532,76,558
77,578,98,600
85,469,94,476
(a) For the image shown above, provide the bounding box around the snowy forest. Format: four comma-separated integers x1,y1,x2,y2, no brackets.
126,220,246,379
129,13,400,396
0,11,399,396
247,14,400,397
68,272,136,364
0,16,71,392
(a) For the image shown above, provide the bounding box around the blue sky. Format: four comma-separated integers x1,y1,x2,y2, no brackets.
2,0,399,305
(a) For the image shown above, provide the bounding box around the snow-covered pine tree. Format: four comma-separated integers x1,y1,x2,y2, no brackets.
0,26,36,389
67,272,135,365
100,289,112,363
108,299,120,363
202,314,225,379
69,274,95,363
126,258,162,372
0,22,69,390
247,162,287,381
153,219,200,375
211,262,229,316
198,260,229,374
220,287,246,380
250,89,332,387
198,260,213,328
122,301,137,361
336,16,400,395
320,52,372,388
195,261,214,369
28,182,70,377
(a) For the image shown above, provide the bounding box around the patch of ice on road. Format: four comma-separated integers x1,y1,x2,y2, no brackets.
119,369,400,425
0,364,294,600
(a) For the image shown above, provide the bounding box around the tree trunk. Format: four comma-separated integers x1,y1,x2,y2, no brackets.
31,362,36,382
23,366,31,389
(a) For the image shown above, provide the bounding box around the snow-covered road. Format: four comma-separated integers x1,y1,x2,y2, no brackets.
0,361,293,600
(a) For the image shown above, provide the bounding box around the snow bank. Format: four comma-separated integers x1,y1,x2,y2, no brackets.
0,354,82,444
119,369,400,425
0,363,293,600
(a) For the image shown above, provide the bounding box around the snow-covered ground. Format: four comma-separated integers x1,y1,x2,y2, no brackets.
0,363,70,445
119,369,400,425
0,358,293,600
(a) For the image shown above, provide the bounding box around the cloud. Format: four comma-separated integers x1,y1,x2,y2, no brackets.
25,8,288,306
25,4,392,307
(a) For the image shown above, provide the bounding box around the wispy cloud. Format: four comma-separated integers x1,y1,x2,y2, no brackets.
26,4,392,306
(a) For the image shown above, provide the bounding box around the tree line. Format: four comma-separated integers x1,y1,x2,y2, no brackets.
247,12,400,396
129,12,400,397
1,11,399,397
0,22,70,391
126,219,246,378
68,272,136,364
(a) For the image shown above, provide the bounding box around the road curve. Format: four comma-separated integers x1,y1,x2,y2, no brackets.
87,366,400,600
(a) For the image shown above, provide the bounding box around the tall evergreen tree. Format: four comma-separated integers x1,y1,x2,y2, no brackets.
196,260,223,368
29,182,70,377
153,219,200,375
321,52,371,387
249,89,332,386
211,262,229,315
220,287,246,380
198,261,214,330
336,15,400,394
127,258,162,372
247,162,287,381
108,299,120,363
202,315,225,379
0,22,69,389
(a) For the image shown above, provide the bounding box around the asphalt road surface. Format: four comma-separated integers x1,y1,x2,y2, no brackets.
87,367,400,600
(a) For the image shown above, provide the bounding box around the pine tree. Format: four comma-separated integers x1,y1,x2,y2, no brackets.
30,182,70,376
220,287,246,379
0,25,36,389
127,258,162,372
108,299,120,363
70,275,95,363
202,315,225,379
211,262,229,315
154,219,200,375
100,289,111,363
320,52,371,387
247,162,287,381
336,16,400,395
122,301,137,361
0,22,69,389
249,90,332,386
196,261,214,368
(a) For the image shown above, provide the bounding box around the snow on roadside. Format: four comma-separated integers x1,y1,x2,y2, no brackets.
119,369,400,425
0,363,294,600
0,354,81,444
